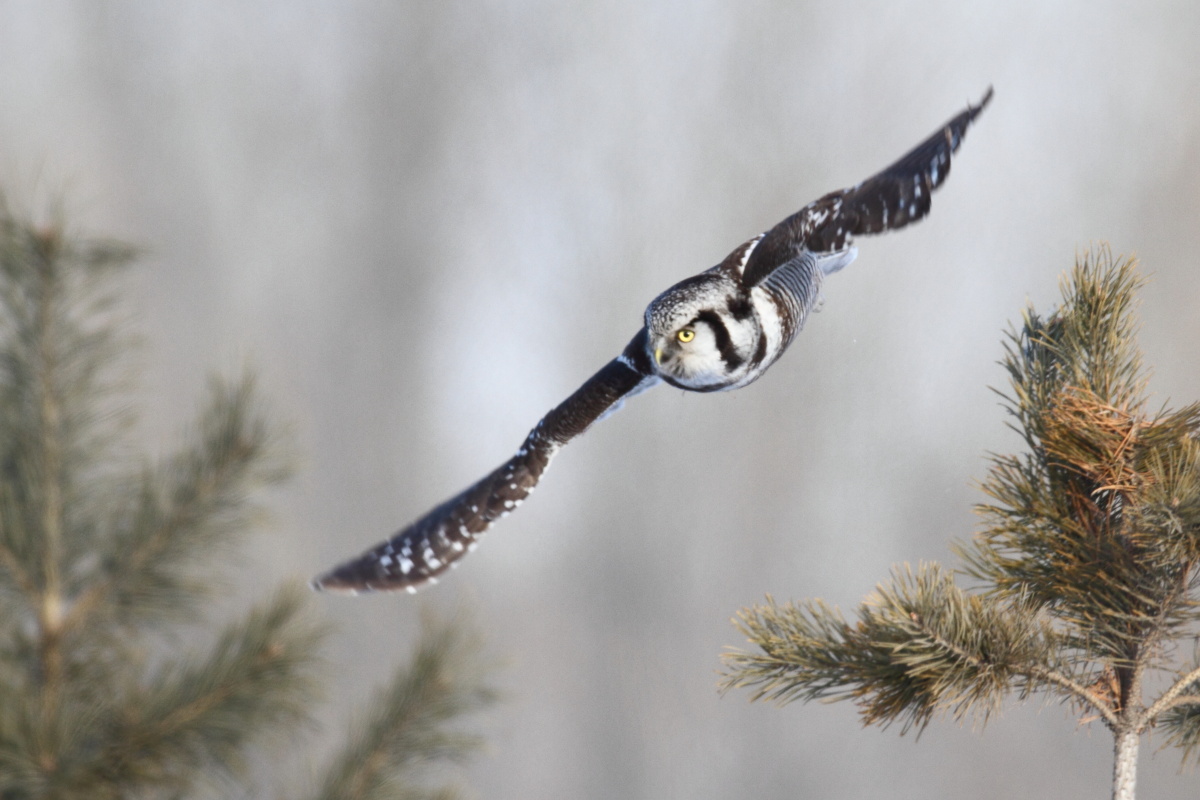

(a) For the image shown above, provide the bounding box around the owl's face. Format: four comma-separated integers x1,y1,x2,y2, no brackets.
644,273,759,392
649,314,727,389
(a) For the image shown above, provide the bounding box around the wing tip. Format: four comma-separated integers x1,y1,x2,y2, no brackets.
310,578,360,596
970,86,995,120
311,569,428,595
310,554,434,595
310,568,365,595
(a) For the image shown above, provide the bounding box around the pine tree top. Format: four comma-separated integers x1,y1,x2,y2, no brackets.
0,196,498,800
723,248,1200,771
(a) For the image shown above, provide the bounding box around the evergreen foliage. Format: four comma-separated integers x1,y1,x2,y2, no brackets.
722,249,1200,797
0,198,496,799
312,612,498,800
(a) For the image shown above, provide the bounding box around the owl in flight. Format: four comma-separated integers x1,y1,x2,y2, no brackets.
314,88,993,594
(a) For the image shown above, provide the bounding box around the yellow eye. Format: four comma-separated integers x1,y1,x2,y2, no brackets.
676,328,695,343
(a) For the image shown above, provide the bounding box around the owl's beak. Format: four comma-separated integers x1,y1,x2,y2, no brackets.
653,346,664,366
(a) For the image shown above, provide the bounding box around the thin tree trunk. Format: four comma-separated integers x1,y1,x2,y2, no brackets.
1112,728,1138,800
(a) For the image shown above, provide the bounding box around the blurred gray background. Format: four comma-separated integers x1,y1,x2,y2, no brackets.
3,2,1199,798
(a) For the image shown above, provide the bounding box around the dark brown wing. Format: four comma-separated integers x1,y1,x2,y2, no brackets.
742,87,992,287
312,330,657,593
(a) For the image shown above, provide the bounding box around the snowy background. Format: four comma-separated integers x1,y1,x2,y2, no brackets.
3,2,1199,797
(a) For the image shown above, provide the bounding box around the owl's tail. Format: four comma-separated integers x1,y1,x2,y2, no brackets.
817,246,858,276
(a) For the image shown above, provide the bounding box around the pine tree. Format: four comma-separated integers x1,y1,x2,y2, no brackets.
721,249,1200,800
0,197,495,800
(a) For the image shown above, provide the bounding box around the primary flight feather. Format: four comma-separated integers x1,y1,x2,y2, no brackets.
314,88,993,594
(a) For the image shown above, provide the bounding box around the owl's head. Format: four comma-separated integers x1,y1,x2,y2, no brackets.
643,273,757,392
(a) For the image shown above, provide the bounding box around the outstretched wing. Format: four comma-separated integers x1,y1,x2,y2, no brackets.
313,330,657,593
742,87,992,287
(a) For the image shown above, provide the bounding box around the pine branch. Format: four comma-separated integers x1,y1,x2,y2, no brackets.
0,193,500,800
1159,687,1200,766
61,374,290,637
722,564,1060,734
62,584,326,797
0,203,136,598
1144,662,1200,728
1024,664,1121,729
966,251,1200,670
0,199,142,779
725,248,1200,792
310,610,497,800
